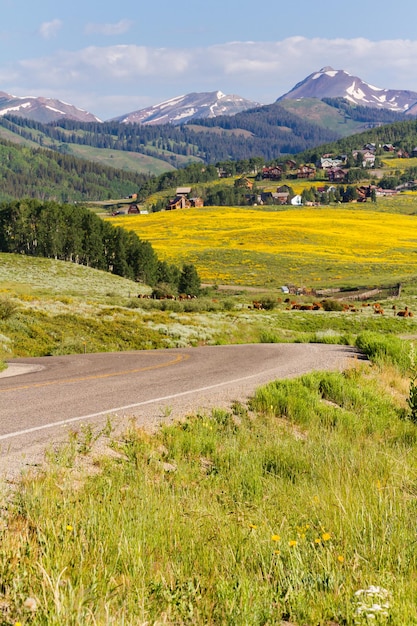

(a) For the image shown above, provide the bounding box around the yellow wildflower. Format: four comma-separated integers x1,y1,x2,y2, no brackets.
321,532,331,542
337,555,345,563
289,540,297,547
248,524,257,529
314,538,321,544
66,525,73,532
271,534,280,542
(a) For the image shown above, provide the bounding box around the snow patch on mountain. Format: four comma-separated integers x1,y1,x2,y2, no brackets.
0,91,101,122
112,91,260,125
277,67,417,113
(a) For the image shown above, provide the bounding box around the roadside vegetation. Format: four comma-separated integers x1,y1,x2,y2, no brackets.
2,335,417,624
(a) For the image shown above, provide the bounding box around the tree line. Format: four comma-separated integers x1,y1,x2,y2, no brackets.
0,199,201,294
0,138,148,203
0,103,341,164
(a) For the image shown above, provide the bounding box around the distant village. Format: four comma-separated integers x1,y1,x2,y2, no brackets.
119,141,417,214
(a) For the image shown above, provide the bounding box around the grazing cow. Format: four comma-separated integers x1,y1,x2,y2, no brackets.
397,306,411,317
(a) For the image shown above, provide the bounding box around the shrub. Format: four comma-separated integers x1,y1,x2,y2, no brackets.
0,297,18,320
321,299,344,311
355,331,410,373
260,297,276,311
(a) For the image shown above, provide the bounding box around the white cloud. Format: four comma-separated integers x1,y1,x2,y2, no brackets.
9,37,417,119
38,19,63,40
84,20,133,36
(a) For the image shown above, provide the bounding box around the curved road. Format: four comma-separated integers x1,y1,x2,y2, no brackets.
0,343,358,477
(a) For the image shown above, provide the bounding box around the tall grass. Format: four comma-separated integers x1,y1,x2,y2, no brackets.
2,363,417,624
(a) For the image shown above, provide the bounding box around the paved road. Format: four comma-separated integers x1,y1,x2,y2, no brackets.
0,344,358,478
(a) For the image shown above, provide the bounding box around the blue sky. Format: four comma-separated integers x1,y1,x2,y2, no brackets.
1,0,417,120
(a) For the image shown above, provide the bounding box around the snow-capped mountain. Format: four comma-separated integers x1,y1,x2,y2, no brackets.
0,91,101,123
111,91,260,125
277,67,417,113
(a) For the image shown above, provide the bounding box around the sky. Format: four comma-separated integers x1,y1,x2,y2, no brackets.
1,0,417,120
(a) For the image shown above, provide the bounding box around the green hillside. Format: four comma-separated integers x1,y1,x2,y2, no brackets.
0,139,148,202
278,98,368,136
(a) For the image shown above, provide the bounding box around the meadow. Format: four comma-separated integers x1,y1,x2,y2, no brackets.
109,201,417,288
2,195,417,624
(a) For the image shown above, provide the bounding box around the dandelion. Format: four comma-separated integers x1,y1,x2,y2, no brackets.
274,550,281,555
314,538,321,545
66,524,73,532
337,555,345,563
321,532,331,542
271,534,280,542
289,540,297,547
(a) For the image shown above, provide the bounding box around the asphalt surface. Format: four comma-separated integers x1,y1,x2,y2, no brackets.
0,343,359,479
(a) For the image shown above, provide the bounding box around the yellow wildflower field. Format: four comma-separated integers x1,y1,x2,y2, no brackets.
108,205,417,287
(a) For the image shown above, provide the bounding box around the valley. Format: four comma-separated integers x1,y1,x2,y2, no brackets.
1,67,417,625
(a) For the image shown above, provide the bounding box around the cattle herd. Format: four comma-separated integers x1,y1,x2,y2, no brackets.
250,299,413,317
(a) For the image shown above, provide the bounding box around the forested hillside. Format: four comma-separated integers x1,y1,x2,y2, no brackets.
0,105,340,165
0,139,147,202
3,115,417,205
299,119,417,163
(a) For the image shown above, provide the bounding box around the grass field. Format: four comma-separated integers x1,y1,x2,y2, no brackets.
108,202,417,288
3,341,417,624
3,196,417,624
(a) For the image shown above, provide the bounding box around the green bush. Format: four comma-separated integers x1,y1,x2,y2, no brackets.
355,331,410,373
321,299,344,311
0,296,18,320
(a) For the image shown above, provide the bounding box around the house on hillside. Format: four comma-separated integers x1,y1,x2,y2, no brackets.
167,195,191,210
128,203,140,214
376,188,398,197
320,155,346,169
189,196,204,207
176,187,192,196
260,191,289,205
166,186,203,210
352,149,375,168
327,167,347,183
262,166,283,180
235,177,254,189
296,165,316,179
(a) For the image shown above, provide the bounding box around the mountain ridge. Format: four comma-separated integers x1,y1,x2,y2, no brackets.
277,66,417,113
111,91,261,126
0,91,101,123
2,67,417,125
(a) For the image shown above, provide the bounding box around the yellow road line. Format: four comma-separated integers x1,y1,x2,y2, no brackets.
0,352,190,393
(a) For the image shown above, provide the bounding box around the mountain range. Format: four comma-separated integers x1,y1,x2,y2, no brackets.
2,66,417,126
